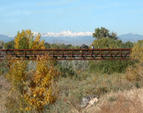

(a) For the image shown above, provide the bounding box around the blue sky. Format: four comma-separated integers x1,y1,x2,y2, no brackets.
0,0,143,36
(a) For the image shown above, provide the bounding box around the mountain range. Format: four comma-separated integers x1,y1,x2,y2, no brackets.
0,33,143,46
119,33,143,42
0,34,13,42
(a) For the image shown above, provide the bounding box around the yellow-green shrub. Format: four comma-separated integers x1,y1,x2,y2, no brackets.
6,60,27,91
5,30,59,112
126,40,143,81
131,40,143,62
24,56,59,111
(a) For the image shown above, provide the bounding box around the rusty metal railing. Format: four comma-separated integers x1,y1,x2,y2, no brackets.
0,48,131,60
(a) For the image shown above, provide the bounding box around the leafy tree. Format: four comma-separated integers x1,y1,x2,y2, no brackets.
4,40,15,49
14,30,45,49
93,27,118,40
18,37,29,49
123,41,134,48
92,38,123,49
45,42,51,48
32,34,45,49
50,44,60,49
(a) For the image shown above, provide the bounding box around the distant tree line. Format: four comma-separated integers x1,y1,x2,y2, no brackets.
0,40,80,49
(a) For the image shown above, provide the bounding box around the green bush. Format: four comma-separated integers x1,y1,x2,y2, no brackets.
56,61,77,78
89,60,134,74
89,38,134,74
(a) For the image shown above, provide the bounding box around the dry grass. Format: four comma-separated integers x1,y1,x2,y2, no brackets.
0,76,10,113
126,63,143,82
98,95,143,113
46,72,140,113
84,88,143,113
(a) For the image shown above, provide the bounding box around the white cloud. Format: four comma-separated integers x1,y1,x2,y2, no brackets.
33,31,93,37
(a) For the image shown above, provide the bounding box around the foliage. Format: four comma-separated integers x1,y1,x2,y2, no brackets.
4,40,15,49
5,60,29,113
6,60,27,91
126,63,143,82
3,28,138,112
0,41,13,75
0,60,9,75
93,27,118,40
6,56,59,112
14,30,45,49
45,42,51,48
45,42,80,49
91,38,123,48
56,61,77,78
123,41,134,48
6,29,46,90
90,38,134,74
5,30,60,112
126,40,143,82
24,56,59,112
131,40,143,62
56,61,89,79
32,34,45,49
89,60,133,74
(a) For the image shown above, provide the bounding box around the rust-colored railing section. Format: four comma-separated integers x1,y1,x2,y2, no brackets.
0,48,131,60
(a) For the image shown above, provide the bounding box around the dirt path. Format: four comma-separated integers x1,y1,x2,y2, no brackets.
0,75,10,113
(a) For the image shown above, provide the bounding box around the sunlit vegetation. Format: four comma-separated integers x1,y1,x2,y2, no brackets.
90,28,134,74
125,40,143,82
93,27,118,40
131,40,143,62
0,28,143,113
4,30,59,113
14,30,45,49
24,55,59,112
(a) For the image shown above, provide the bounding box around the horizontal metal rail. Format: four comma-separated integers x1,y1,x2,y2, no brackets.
0,48,131,60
